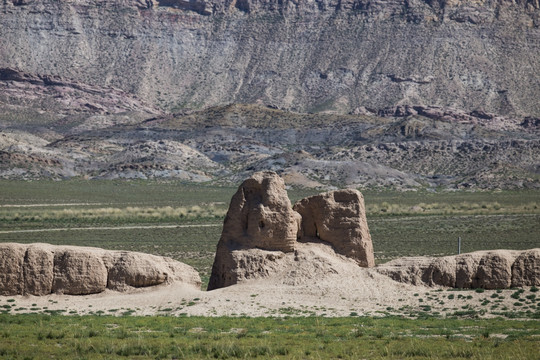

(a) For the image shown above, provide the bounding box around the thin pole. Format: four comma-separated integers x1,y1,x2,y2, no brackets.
458,236,461,255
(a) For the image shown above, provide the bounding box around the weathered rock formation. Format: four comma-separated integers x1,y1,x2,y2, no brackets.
220,171,301,253
377,249,540,289
0,0,539,117
208,171,375,290
208,171,301,289
294,190,375,267
0,243,201,296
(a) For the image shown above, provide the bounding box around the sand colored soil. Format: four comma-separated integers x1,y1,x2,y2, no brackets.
2,242,536,318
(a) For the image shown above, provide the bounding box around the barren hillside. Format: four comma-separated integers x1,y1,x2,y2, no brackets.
1,0,539,116
0,0,539,188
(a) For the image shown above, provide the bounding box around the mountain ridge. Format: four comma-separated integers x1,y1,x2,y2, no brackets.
0,70,537,189
0,1,538,188
1,0,539,116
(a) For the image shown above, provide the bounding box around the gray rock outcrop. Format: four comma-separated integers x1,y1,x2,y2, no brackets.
294,189,375,267
0,243,201,296
1,0,539,117
208,171,375,290
377,249,540,289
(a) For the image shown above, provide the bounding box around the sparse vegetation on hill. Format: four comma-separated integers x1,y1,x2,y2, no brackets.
2,101,538,189
159,104,385,130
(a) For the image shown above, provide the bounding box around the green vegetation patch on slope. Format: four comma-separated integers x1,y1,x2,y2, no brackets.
159,103,389,130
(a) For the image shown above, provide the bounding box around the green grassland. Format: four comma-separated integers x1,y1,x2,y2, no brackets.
1,180,539,286
0,314,538,359
0,180,539,359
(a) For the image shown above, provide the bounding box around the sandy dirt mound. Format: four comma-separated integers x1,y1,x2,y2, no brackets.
0,241,425,317
2,242,538,317
377,249,540,289
0,243,200,296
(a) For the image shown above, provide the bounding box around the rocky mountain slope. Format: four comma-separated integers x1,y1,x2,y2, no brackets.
0,1,539,189
1,83,538,188
1,0,539,116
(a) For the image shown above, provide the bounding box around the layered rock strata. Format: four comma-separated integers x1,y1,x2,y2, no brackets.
1,0,538,116
208,171,375,290
377,249,540,289
0,243,201,296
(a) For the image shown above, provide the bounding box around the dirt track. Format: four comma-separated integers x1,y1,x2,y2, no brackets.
0,224,222,234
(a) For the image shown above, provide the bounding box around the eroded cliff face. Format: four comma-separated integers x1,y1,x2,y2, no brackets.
1,0,539,116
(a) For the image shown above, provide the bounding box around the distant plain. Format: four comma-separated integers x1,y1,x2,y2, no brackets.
1,180,538,288
1,180,539,359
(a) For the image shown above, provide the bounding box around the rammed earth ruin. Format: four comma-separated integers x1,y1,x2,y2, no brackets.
0,172,538,296
208,171,539,290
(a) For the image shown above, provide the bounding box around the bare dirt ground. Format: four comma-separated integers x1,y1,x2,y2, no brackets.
2,243,535,318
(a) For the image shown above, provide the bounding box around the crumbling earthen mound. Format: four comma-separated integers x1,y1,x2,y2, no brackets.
208,171,375,290
294,189,375,267
221,171,301,253
208,171,539,292
377,249,540,289
0,243,200,296
208,171,302,290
